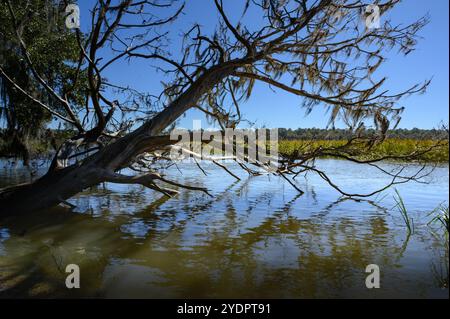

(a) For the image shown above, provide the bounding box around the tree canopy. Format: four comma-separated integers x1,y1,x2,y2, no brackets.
0,0,446,215
0,0,87,162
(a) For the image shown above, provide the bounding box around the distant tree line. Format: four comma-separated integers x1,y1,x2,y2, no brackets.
1,127,448,160
278,128,449,140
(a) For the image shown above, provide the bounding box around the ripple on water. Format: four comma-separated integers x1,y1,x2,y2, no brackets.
0,159,448,298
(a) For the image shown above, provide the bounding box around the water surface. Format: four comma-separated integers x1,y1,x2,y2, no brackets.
0,159,448,298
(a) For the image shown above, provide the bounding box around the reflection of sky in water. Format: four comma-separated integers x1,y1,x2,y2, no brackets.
0,228,10,256
0,159,448,298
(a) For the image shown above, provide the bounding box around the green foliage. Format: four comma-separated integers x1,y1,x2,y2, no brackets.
0,0,87,161
393,189,414,234
278,127,449,140
428,204,449,232
279,139,449,163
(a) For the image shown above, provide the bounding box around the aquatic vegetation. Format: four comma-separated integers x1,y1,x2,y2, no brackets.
279,139,449,163
393,189,415,234
428,203,449,288
428,203,449,232
392,190,449,238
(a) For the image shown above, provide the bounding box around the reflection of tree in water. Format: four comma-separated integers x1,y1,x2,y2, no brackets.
426,229,449,289
0,176,447,298
431,240,449,289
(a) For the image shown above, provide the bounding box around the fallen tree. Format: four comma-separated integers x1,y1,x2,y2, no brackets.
0,0,444,215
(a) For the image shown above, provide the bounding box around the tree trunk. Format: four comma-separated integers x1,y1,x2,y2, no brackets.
0,63,238,216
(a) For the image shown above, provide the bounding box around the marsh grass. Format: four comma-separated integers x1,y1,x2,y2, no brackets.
428,203,449,288
393,189,415,234
428,203,449,232
279,139,449,162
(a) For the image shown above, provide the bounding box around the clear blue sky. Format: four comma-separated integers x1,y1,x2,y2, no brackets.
79,0,449,129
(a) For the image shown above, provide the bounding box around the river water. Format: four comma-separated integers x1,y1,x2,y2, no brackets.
0,159,448,298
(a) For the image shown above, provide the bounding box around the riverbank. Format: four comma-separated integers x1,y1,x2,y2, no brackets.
279,139,449,163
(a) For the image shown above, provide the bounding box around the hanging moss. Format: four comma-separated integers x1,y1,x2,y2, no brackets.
0,0,88,164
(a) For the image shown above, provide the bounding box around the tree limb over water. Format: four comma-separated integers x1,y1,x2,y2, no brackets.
0,0,447,215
